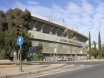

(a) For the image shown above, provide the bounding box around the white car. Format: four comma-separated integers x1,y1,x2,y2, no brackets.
57,57,66,61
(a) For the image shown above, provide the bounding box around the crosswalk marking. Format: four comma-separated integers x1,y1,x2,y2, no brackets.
69,64,93,67
26,65,93,78
70,64,75,66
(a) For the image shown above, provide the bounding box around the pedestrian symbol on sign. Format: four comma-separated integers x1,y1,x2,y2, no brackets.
17,36,24,46
19,38,21,41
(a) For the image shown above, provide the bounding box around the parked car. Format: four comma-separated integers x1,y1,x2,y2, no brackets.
65,57,73,61
57,57,66,61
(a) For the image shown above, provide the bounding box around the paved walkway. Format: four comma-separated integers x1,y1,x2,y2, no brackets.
0,62,66,78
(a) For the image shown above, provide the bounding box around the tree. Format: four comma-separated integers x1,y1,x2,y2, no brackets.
5,9,16,30
0,8,32,60
22,28,32,60
0,10,8,58
92,41,97,59
72,37,78,60
0,32,6,57
82,44,88,60
0,10,7,31
23,9,31,29
36,42,43,59
5,8,31,30
0,32,5,50
63,28,73,58
5,28,18,58
102,43,104,59
98,31,102,59
88,31,91,59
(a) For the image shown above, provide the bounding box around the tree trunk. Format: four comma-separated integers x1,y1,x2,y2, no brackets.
70,44,72,60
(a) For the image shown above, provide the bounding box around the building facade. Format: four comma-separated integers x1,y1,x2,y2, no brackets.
28,13,88,61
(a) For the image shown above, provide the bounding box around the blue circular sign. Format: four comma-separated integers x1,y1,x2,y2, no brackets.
17,36,24,46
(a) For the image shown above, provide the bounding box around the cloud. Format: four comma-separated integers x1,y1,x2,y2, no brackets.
66,2,82,14
81,13,92,25
82,0,94,14
27,0,38,5
18,0,104,42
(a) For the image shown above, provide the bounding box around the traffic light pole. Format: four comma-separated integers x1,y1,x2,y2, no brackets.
16,25,23,72
20,45,22,72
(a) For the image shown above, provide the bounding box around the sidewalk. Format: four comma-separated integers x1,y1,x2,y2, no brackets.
0,63,66,78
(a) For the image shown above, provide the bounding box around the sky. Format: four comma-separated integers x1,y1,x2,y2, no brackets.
0,0,104,43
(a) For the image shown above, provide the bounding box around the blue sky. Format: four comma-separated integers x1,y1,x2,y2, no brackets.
0,0,104,43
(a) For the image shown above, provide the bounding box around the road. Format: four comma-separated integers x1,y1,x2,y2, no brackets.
12,61,104,78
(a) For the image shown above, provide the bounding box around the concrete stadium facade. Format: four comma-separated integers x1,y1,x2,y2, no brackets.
28,13,88,61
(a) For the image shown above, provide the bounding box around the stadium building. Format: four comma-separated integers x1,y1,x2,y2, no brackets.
28,13,88,61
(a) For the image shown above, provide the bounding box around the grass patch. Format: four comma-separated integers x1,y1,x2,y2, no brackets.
30,56,43,61
0,56,6,60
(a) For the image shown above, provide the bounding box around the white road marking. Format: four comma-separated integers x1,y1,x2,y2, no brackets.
27,69,75,78
80,65,84,66
27,65,93,78
70,64,75,66
87,65,93,67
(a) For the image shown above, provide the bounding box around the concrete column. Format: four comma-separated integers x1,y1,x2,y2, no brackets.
40,23,46,32
49,26,54,34
34,21,38,27
55,28,60,35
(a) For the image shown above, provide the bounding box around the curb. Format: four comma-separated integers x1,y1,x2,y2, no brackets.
0,63,66,78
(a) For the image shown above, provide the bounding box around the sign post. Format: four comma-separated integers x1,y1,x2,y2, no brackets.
17,36,24,72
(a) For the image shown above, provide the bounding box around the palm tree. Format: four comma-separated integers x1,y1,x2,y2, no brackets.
63,28,73,59
72,37,78,60
82,44,88,61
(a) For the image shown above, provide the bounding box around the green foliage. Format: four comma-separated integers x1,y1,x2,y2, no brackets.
5,8,31,30
82,44,88,54
91,47,97,57
0,49,6,57
30,56,43,61
102,45,104,58
0,32,5,49
63,28,73,39
0,8,32,60
22,28,32,60
63,28,73,57
98,31,102,59
36,42,43,59
72,37,78,44
0,10,7,31
91,41,97,58
0,56,6,60
23,9,31,29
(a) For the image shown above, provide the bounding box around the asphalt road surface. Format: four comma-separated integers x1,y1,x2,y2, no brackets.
12,61,104,78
